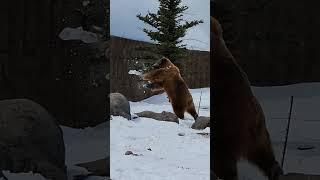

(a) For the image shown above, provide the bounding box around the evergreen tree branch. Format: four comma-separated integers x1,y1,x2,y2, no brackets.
136,0,203,61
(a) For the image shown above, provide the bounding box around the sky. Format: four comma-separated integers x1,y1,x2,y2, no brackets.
110,0,210,51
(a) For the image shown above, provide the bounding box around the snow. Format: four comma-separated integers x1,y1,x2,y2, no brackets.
128,70,143,76
239,82,320,179
110,0,210,51
110,88,210,180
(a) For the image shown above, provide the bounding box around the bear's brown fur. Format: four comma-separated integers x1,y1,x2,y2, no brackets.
142,57,198,120
212,17,283,180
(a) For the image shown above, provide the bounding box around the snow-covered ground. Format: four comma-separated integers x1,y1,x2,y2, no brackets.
110,88,211,180
239,83,320,179
3,82,320,180
1,88,210,180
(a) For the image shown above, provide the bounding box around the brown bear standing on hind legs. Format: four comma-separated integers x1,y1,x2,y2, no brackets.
211,17,283,180
142,57,198,120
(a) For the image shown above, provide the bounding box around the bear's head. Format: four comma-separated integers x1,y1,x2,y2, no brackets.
151,57,180,74
152,57,173,68
211,17,223,40
142,57,181,88
211,16,234,63
211,16,251,90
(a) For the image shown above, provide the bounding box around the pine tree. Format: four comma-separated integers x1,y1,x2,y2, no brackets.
137,0,203,62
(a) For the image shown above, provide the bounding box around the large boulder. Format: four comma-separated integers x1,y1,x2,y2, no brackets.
109,93,131,120
0,99,67,180
136,111,179,124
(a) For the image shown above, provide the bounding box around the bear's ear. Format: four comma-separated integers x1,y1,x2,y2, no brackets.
211,17,223,38
153,57,168,69
160,57,168,63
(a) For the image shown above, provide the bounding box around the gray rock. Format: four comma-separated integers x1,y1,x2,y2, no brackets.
75,157,109,177
125,151,133,155
0,99,67,180
136,111,179,124
109,93,131,120
191,116,210,130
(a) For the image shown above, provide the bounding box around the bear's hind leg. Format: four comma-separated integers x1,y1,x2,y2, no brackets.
187,103,198,120
174,110,184,119
247,139,283,180
172,104,185,119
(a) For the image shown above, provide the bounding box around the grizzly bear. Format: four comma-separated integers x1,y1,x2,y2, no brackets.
142,57,198,120
212,17,283,180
